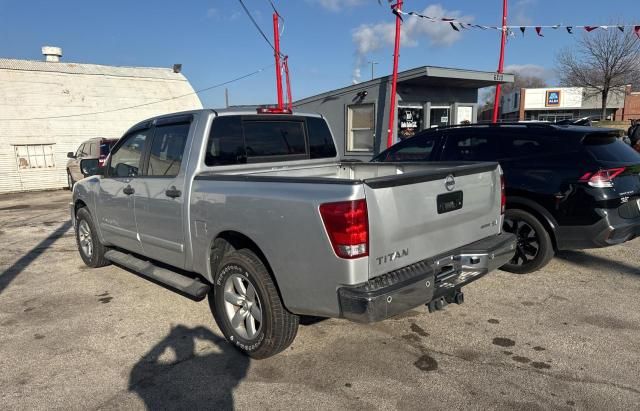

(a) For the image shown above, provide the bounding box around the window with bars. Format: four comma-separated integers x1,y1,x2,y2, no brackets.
347,104,375,152
14,144,56,169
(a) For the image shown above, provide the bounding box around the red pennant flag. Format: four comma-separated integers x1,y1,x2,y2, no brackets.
535,27,543,36
635,26,640,38
585,26,599,32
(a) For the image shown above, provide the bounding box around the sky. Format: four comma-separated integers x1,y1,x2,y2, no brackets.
0,0,638,108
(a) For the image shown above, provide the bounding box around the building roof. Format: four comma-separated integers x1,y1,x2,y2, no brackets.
0,57,185,81
295,65,515,106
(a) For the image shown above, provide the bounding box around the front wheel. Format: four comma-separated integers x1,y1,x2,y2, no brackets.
210,249,299,359
501,209,554,274
67,170,74,190
75,207,110,268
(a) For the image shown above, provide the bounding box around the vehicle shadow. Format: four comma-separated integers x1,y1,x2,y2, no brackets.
0,220,72,295
556,250,640,277
128,325,249,410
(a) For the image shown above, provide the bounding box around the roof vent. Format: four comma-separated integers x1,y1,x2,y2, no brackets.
173,64,182,73
42,46,62,62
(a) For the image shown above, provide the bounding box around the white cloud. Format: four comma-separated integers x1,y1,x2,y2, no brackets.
310,0,366,12
351,4,474,82
504,64,548,78
512,0,537,26
206,8,218,19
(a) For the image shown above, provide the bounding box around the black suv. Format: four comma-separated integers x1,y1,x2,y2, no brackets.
372,123,640,273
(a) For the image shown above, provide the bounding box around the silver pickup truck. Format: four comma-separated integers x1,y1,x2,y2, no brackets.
71,108,516,358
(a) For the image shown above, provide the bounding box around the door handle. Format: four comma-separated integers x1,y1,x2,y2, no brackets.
165,186,182,199
123,185,135,195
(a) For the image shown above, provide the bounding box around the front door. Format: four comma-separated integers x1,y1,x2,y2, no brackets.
134,119,192,268
97,128,151,253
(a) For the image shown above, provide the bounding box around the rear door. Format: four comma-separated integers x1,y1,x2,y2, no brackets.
134,116,192,268
364,163,502,277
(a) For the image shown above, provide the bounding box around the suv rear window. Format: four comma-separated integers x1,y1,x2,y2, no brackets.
583,134,640,163
100,140,117,156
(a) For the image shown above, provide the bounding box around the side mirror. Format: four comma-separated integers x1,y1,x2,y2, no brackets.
67,152,76,159
80,158,103,177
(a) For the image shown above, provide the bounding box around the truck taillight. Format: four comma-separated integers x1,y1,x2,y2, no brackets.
579,167,626,188
98,155,107,167
319,199,368,259
500,174,506,215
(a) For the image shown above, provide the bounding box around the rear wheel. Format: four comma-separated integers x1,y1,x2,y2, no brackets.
501,209,554,274
210,249,299,359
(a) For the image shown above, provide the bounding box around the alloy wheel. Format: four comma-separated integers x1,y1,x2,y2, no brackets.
78,220,93,258
503,218,539,265
223,273,263,340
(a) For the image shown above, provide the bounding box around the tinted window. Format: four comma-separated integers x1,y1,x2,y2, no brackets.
89,143,97,157
205,116,245,166
147,123,190,176
307,117,337,159
100,141,116,156
442,133,498,161
584,135,640,163
108,130,150,177
243,121,306,158
378,135,438,162
500,133,570,158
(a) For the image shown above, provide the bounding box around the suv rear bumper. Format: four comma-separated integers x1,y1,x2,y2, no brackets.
557,204,640,249
337,233,516,323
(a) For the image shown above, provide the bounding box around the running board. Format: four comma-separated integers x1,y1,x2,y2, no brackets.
104,250,210,301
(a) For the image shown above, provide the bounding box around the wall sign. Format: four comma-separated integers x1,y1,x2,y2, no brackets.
398,107,422,139
546,90,561,107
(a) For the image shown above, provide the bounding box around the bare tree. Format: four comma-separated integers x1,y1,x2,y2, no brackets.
556,27,640,120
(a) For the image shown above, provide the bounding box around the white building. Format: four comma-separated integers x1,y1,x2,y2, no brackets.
500,86,626,122
0,47,203,193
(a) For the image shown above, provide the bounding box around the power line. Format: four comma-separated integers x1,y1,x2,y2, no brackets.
237,0,275,51
0,64,273,121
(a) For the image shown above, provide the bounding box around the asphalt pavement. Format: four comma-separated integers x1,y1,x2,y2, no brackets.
1,190,639,410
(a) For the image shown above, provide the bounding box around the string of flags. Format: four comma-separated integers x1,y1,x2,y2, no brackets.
393,9,640,38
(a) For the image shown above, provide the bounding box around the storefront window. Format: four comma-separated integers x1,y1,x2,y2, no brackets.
347,104,375,152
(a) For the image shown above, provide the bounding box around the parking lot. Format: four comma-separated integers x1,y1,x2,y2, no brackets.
1,189,639,410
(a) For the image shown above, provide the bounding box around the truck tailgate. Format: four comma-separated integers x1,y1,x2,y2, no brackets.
364,163,502,278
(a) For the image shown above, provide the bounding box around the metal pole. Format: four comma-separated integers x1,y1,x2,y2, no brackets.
386,0,403,149
273,13,284,110
225,88,229,108
368,61,378,80
492,0,508,123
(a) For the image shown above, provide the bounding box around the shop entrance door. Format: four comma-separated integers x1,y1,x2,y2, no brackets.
430,106,450,128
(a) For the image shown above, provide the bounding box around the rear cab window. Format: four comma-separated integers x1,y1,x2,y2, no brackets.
205,115,336,166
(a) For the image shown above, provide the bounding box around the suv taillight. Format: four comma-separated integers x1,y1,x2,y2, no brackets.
579,167,626,188
319,199,368,259
98,155,107,167
500,174,506,215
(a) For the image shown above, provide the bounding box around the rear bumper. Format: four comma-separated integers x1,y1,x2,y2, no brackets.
338,233,516,323
557,204,640,250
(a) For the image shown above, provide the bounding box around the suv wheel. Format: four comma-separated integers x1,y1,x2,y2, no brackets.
210,249,299,359
501,209,554,274
67,170,74,190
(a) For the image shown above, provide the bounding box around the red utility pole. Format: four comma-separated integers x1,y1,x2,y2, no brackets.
386,0,403,149
273,12,284,110
492,0,508,123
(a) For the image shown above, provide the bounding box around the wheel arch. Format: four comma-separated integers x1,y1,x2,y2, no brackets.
506,196,559,251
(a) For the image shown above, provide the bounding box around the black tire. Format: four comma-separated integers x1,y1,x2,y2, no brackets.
209,249,299,359
501,208,554,274
67,170,74,190
75,207,110,268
